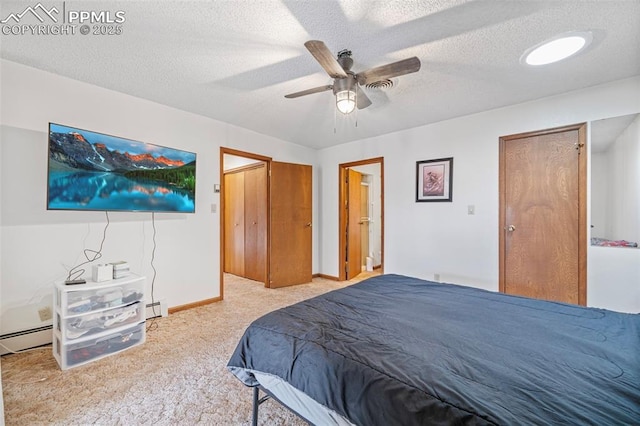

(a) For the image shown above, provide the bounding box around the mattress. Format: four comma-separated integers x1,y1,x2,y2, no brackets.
228,274,640,425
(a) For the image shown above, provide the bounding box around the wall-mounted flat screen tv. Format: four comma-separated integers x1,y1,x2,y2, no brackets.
47,123,197,213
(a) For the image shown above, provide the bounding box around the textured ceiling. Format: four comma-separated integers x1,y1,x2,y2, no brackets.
1,0,639,149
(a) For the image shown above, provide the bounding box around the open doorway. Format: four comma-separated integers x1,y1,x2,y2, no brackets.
220,148,314,299
339,157,384,281
220,148,271,298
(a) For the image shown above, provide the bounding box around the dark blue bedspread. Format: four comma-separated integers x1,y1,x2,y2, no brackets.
228,274,640,425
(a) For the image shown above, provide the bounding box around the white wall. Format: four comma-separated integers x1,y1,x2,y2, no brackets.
588,115,640,313
0,59,318,335
608,115,640,243
590,152,609,237
318,76,640,312
223,154,263,171
589,246,640,313
591,115,640,242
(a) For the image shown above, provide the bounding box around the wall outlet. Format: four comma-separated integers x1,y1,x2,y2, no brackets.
38,306,52,322
433,273,440,282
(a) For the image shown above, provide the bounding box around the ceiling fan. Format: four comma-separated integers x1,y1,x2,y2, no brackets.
285,40,421,114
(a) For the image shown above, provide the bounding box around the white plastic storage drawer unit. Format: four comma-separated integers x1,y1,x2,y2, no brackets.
53,274,146,370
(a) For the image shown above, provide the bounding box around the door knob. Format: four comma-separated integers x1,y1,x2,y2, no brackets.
507,225,516,232
306,222,312,228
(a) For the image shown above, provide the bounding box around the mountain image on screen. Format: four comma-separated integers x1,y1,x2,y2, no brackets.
47,124,197,213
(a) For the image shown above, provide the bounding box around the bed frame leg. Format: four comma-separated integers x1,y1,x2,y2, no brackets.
252,386,259,426
251,386,272,426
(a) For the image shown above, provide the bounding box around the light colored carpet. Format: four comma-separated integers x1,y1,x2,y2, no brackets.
1,272,378,425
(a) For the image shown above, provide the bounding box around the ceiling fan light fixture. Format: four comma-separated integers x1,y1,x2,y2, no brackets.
285,40,420,116
336,89,356,114
522,31,592,66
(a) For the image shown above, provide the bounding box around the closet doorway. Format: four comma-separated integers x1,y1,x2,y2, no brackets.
221,149,270,294
338,158,384,280
220,148,313,297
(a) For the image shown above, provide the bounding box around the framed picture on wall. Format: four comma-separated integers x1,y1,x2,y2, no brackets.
416,157,453,202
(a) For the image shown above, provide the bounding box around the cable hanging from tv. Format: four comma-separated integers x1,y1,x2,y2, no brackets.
65,211,110,284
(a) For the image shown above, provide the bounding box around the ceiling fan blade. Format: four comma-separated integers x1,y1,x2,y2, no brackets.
356,86,372,110
284,85,333,99
304,40,348,79
356,57,421,86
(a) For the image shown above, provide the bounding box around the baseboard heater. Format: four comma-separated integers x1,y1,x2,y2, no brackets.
0,325,53,356
0,302,167,355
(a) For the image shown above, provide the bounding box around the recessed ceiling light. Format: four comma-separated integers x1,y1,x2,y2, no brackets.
522,31,592,66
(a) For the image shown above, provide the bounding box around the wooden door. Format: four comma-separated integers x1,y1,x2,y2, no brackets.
499,123,587,305
269,161,312,288
223,171,245,276
338,158,384,281
346,169,362,279
244,164,267,282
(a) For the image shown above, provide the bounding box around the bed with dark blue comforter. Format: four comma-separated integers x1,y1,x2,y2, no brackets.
227,274,640,425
